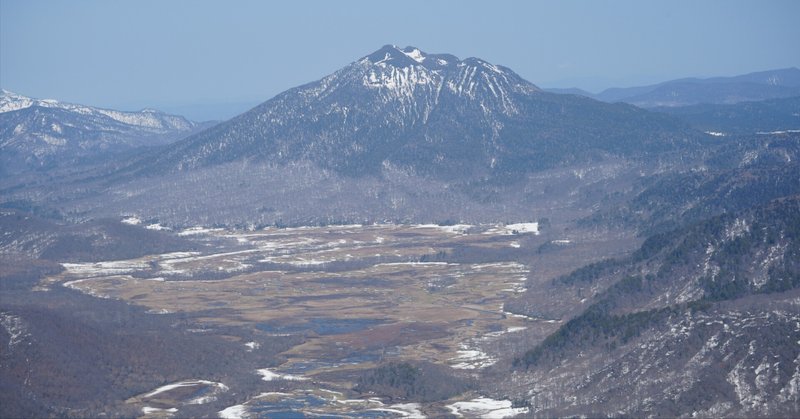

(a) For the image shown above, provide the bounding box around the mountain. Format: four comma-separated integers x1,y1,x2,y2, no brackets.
0,90,211,174
128,45,700,179
581,132,800,235
493,130,800,415
594,68,800,108
503,195,800,417
654,95,800,134
0,46,710,227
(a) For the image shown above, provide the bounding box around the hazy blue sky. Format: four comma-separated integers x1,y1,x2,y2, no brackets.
2,0,799,120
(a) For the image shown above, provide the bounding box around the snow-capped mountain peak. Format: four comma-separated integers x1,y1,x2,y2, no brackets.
361,44,425,68
350,45,539,107
0,89,194,130
0,90,83,114
1,89,204,173
0,89,36,113
401,46,426,63
360,45,463,72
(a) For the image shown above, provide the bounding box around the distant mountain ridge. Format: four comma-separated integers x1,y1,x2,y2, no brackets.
0,89,195,130
0,90,210,174
547,68,800,108
654,96,800,134
127,45,700,179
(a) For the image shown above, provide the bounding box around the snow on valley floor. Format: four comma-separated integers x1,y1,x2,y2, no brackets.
447,397,529,418
44,222,539,324
449,325,529,370
217,388,426,418
142,406,178,416
256,368,308,382
450,345,498,370
43,222,546,417
131,379,229,417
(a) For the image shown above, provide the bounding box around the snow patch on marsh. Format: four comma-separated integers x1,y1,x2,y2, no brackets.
62,260,149,277
483,222,538,235
447,397,528,418
178,226,225,236
141,379,228,401
450,343,497,370
218,404,248,419
257,368,308,381
371,402,426,418
142,406,178,415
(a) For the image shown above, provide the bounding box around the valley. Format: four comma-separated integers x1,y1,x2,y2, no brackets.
1,36,799,417
33,221,610,417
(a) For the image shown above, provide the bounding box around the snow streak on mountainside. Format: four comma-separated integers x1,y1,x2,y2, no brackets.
136,45,699,178
357,45,537,116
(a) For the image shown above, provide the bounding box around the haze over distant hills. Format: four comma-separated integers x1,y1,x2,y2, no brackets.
157,100,262,123
655,96,800,134
546,67,800,108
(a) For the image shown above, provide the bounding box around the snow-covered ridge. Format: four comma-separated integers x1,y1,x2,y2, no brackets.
0,89,35,113
0,89,194,130
1,88,201,167
403,47,425,63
